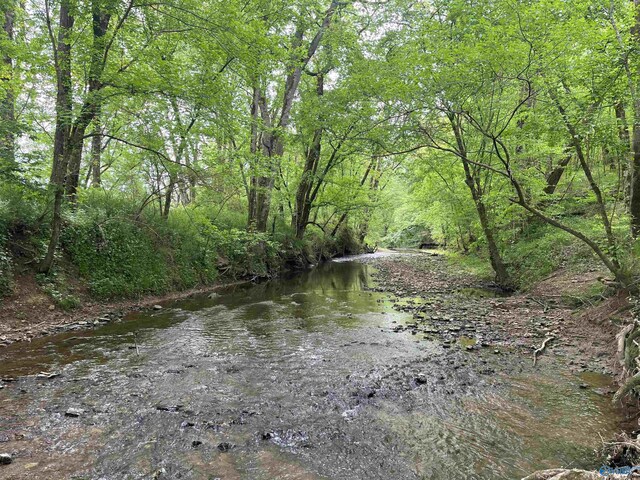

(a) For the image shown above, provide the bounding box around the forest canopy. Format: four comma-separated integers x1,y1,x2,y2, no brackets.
1,0,640,296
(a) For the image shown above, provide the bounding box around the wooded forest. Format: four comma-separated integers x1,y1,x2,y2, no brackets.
1,0,640,293
5,1,640,478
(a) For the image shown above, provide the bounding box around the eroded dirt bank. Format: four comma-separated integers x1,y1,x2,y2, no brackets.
0,252,632,479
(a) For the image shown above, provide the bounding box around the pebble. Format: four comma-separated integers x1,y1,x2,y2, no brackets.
65,408,84,417
153,305,163,310
156,404,182,412
0,453,11,465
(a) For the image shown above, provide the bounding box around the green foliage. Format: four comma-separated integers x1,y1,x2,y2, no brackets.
62,214,169,298
445,251,494,281
383,224,435,249
201,223,281,278
36,271,81,311
55,193,283,298
0,239,13,297
2,0,639,298
502,221,600,289
334,225,363,256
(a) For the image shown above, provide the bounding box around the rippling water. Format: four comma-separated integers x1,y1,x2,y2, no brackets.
0,260,625,479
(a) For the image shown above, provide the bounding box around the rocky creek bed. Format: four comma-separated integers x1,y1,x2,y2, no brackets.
0,251,632,479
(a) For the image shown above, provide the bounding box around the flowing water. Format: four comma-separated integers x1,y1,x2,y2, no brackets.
0,259,625,479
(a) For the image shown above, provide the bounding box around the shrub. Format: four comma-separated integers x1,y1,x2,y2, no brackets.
59,193,284,297
62,215,170,298
0,239,13,297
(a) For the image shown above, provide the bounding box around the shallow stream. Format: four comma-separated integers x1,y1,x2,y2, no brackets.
0,259,625,479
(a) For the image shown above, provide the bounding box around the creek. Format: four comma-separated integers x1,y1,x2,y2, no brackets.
0,257,624,479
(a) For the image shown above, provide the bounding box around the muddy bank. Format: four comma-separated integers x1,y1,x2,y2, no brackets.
0,275,253,347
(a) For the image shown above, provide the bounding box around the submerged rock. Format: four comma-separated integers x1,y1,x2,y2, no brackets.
217,442,234,452
155,404,182,412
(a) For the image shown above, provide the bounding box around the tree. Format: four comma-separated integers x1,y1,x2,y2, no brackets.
246,0,341,232
0,0,16,170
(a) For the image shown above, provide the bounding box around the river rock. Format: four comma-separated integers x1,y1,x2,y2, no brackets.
217,442,234,452
414,374,427,385
156,404,182,412
153,305,163,310
0,454,11,465
65,408,84,417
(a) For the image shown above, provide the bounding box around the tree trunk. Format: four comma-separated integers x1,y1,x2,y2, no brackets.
628,0,640,236
91,115,102,187
631,96,640,237
65,127,87,200
0,1,15,168
331,158,376,237
358,158,381,244
551,92,620,264
615,102,630,158
247,1,339,232
292,74,324,239
40,0,75,274
163,174,175,218
449,114,512,288
64,4,110,201
544,153,571,195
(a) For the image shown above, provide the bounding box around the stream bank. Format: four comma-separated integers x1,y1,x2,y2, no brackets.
361,251,630,379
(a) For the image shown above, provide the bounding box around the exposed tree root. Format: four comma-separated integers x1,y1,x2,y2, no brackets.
521,469,603,480
532,336,554,366
614,318,640,402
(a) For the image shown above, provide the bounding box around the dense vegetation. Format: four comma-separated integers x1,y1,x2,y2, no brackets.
1,0,640,298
